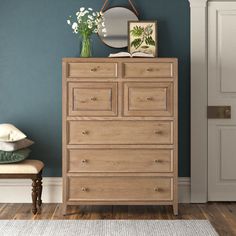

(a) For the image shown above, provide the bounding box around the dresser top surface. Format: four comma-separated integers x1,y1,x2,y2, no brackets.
62,58,178,63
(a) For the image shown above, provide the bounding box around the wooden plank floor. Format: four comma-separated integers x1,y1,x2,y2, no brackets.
0,203,236,235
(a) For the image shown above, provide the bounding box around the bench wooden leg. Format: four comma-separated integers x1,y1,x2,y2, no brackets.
32,178,38,214
37,171,43,208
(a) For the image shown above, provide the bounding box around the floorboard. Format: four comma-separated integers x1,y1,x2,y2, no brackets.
0,203,236,235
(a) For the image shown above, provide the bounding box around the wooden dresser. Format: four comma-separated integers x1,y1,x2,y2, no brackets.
62,58,178,215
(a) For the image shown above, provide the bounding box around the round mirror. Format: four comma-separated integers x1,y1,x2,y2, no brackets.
98,7,139,48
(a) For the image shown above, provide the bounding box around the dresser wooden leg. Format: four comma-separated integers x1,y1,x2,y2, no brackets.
32,178,37,214
62,204,67,216
173,203,178,216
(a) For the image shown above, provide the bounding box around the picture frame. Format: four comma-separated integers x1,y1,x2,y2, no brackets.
128,21,158,57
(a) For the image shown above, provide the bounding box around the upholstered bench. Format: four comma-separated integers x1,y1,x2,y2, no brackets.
0,160,44,214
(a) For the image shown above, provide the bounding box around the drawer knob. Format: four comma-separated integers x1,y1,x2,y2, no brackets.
81,187,89,192
82,130,89,135
91,68,97,72
154,187,160,192
147,68,153,72
91,97,97,101
154,159,162,163
146,97,153,101
155,130,163,135
81,159,88,163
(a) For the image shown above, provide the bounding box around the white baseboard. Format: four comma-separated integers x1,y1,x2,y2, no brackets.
0,177,190,203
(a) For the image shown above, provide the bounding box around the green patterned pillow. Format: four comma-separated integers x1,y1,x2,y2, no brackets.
0,149,31,164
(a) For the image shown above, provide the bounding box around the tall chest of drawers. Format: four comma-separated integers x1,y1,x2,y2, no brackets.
62,58,178,215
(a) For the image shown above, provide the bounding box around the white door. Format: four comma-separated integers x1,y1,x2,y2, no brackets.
208,2,236,201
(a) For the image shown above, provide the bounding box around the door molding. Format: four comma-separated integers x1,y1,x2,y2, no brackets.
189,0,236,202
189,0,208,203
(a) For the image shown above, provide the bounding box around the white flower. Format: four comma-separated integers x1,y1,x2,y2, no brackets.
94,29,98,33
88,8,93,11
72,22,78,30
88,24,92,29
92,12,96,16
102,28,107,33
73,28,78,34
87,19,91,24
83,10,89,15
88,15,94,20
80,7,85,12
76,11,80,16
103,34,107,37
67,20,71,25
102,22,105,27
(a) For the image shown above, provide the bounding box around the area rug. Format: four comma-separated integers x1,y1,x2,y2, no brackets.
0,220,218,236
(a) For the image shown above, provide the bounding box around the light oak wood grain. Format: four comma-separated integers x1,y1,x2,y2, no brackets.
124,62,173,78
68,82,118,117
68,176,173,202
67,149,173,173
62,58,178,215
123,82,173,117
68,120,173,145
68,62,118,78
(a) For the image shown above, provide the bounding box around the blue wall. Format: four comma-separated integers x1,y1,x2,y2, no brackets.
0,0,190,177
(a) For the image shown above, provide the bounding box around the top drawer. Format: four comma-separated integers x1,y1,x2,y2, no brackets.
124,63,173,78
68,63,118,78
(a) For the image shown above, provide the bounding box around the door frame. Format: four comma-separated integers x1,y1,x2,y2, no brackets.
189,0,209,203
189,0,236,202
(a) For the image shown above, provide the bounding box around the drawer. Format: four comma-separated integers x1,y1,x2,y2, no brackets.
68,82,117,116
124,82,173,116
68,121,173,145
124,63,173,78
68,63,117,78
68,149,173,173
68,176,173,201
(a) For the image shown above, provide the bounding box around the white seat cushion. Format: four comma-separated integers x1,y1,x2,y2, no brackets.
0,160,44,174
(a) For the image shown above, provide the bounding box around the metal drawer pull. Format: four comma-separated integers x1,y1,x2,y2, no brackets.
81,187,89,192
91,68,97,72
146,97,153,101
154,187,160,192
82,130,89,135
155,130,163,135
154,159,162,163
91,97,97,101
147,68,160,72
81,159,88,163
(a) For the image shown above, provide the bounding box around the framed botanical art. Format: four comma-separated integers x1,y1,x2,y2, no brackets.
128,21,157,57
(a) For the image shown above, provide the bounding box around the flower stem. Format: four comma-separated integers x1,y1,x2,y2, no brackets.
80,34,91,58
